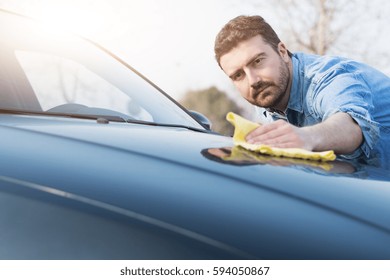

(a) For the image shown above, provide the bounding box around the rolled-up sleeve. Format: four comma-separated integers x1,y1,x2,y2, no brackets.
311,66,380,157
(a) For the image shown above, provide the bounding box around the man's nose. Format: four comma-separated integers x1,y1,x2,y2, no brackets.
248,70,261,89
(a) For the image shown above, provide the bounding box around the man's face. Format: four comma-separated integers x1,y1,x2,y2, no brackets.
220,35,291,110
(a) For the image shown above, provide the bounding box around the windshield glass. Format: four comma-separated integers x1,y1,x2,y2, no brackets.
0,11,203,129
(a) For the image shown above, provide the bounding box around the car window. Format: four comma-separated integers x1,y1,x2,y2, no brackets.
0,11,204,129
15,50,153,121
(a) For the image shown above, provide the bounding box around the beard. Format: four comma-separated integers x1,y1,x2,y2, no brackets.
248,58,290,109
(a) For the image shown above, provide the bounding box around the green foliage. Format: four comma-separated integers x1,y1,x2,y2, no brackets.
180,86,243,136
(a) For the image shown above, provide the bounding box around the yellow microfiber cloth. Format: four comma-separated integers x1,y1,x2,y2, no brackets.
220,146,334,170
226,112,336,161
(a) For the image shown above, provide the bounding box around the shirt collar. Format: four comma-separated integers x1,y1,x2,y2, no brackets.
287,54,304,113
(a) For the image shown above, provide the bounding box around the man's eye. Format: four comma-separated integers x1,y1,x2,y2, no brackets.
232,71,244,81
254,58,262,65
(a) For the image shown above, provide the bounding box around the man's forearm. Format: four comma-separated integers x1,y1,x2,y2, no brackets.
303,112,363,154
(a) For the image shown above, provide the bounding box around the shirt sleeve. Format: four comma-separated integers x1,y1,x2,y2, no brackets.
310,65,380,158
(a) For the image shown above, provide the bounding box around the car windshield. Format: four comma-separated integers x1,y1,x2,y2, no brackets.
0,10,204,129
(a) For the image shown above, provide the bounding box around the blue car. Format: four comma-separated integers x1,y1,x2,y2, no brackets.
0,8,389,260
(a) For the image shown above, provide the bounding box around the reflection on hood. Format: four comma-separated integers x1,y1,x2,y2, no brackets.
202,146,390,182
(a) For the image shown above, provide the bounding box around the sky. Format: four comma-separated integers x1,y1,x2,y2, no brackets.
0,0,275,102
0,0,389,106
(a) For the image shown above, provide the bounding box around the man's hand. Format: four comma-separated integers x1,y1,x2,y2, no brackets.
246,120,313,150
245,112,363,154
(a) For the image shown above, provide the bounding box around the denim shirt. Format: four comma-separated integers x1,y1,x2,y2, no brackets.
257,52,390,162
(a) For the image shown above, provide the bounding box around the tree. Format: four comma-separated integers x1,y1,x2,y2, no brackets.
180,86,244,136
268,0,350,55
258,0,390,72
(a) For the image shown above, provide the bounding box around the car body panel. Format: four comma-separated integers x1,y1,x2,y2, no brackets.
1,115,390,259
0,9,389,259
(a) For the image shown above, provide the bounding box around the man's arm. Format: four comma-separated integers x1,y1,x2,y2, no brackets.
246,112,363,154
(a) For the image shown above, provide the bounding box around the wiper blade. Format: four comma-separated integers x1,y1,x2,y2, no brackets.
0,108,212,132
0,108,127,122
125,119,211,133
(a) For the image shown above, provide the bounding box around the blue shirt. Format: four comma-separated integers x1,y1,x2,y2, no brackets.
257,52,390,166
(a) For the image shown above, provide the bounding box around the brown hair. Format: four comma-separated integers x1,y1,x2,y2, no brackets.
214,15,289,66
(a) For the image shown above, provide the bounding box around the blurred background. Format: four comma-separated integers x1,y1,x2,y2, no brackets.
1,0,389,135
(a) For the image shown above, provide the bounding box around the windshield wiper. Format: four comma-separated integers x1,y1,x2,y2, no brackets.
0,108,127,122
0,108,212,133
125,119,211,133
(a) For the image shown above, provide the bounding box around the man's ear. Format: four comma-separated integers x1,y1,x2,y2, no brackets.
278,42,290,62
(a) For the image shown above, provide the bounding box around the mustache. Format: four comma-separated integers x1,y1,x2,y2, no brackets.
251,81,274,90
251,81,274,95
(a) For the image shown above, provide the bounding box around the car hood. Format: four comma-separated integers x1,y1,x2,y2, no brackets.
2,114,389,196
1,115,390,259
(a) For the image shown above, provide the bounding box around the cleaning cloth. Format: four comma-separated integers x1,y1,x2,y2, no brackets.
226,112,336,161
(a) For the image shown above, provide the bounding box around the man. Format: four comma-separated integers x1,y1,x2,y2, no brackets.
214,15,390,161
